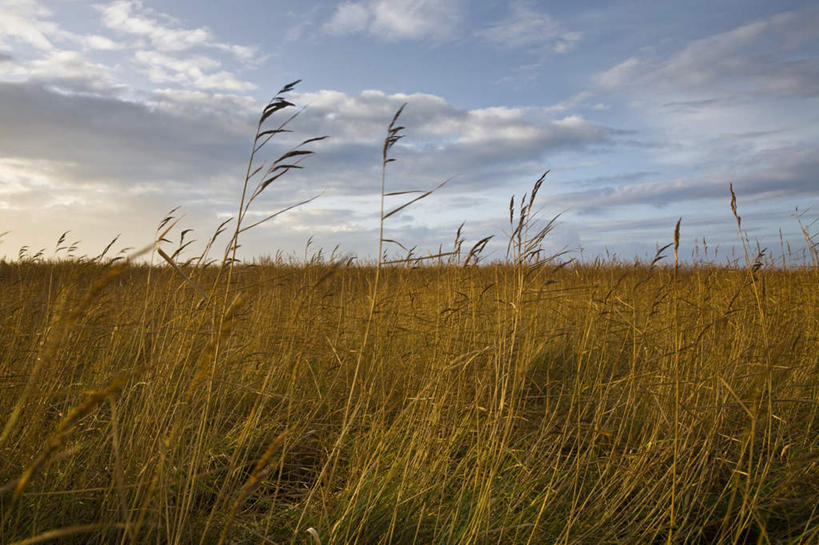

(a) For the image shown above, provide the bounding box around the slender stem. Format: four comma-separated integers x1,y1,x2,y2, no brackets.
226,119,262,270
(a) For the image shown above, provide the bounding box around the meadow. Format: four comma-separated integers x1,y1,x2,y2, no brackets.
1,85,818,544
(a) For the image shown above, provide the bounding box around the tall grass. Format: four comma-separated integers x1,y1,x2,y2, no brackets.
1,85,818,544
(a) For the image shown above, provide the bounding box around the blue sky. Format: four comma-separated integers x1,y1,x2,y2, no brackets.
1,0,817,264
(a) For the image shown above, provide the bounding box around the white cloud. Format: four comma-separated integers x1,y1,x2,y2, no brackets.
0,0,58,51
193,70,256,92
479,1,581,53
134,50,220,73
99,0,208,49
97,0,257,61
85,1,261,92
323,0,461,40
0,0,125,91
0,1,125,53
0,0,258,124
133,49,256,91
29,50,113,85
0,0,132,97
82,34,123,51
151,87,257,124
0,157,63,195
284,88,609,197
289,89,604,154
324,2,370,35
0,49,120,92
370,0,460,39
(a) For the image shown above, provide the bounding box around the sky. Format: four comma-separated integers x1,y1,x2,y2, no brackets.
1,0,818,264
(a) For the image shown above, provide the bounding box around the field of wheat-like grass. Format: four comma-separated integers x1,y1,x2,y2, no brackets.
1,253,817,544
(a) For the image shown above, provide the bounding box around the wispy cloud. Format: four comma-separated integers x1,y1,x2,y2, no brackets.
585,8,819,220
97,0,256,61
554,147,819,212
323,0,461,40
596,10,819,98
479,1,581,54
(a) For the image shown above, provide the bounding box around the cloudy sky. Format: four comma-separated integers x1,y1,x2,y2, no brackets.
1,0,817,264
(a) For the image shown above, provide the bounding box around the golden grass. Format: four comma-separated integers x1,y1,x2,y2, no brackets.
0,253,817,544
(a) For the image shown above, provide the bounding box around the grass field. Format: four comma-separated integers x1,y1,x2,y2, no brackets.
1,89,818,544
1,245,818,544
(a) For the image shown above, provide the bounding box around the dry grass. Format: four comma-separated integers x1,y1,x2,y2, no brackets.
1,86,818,544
